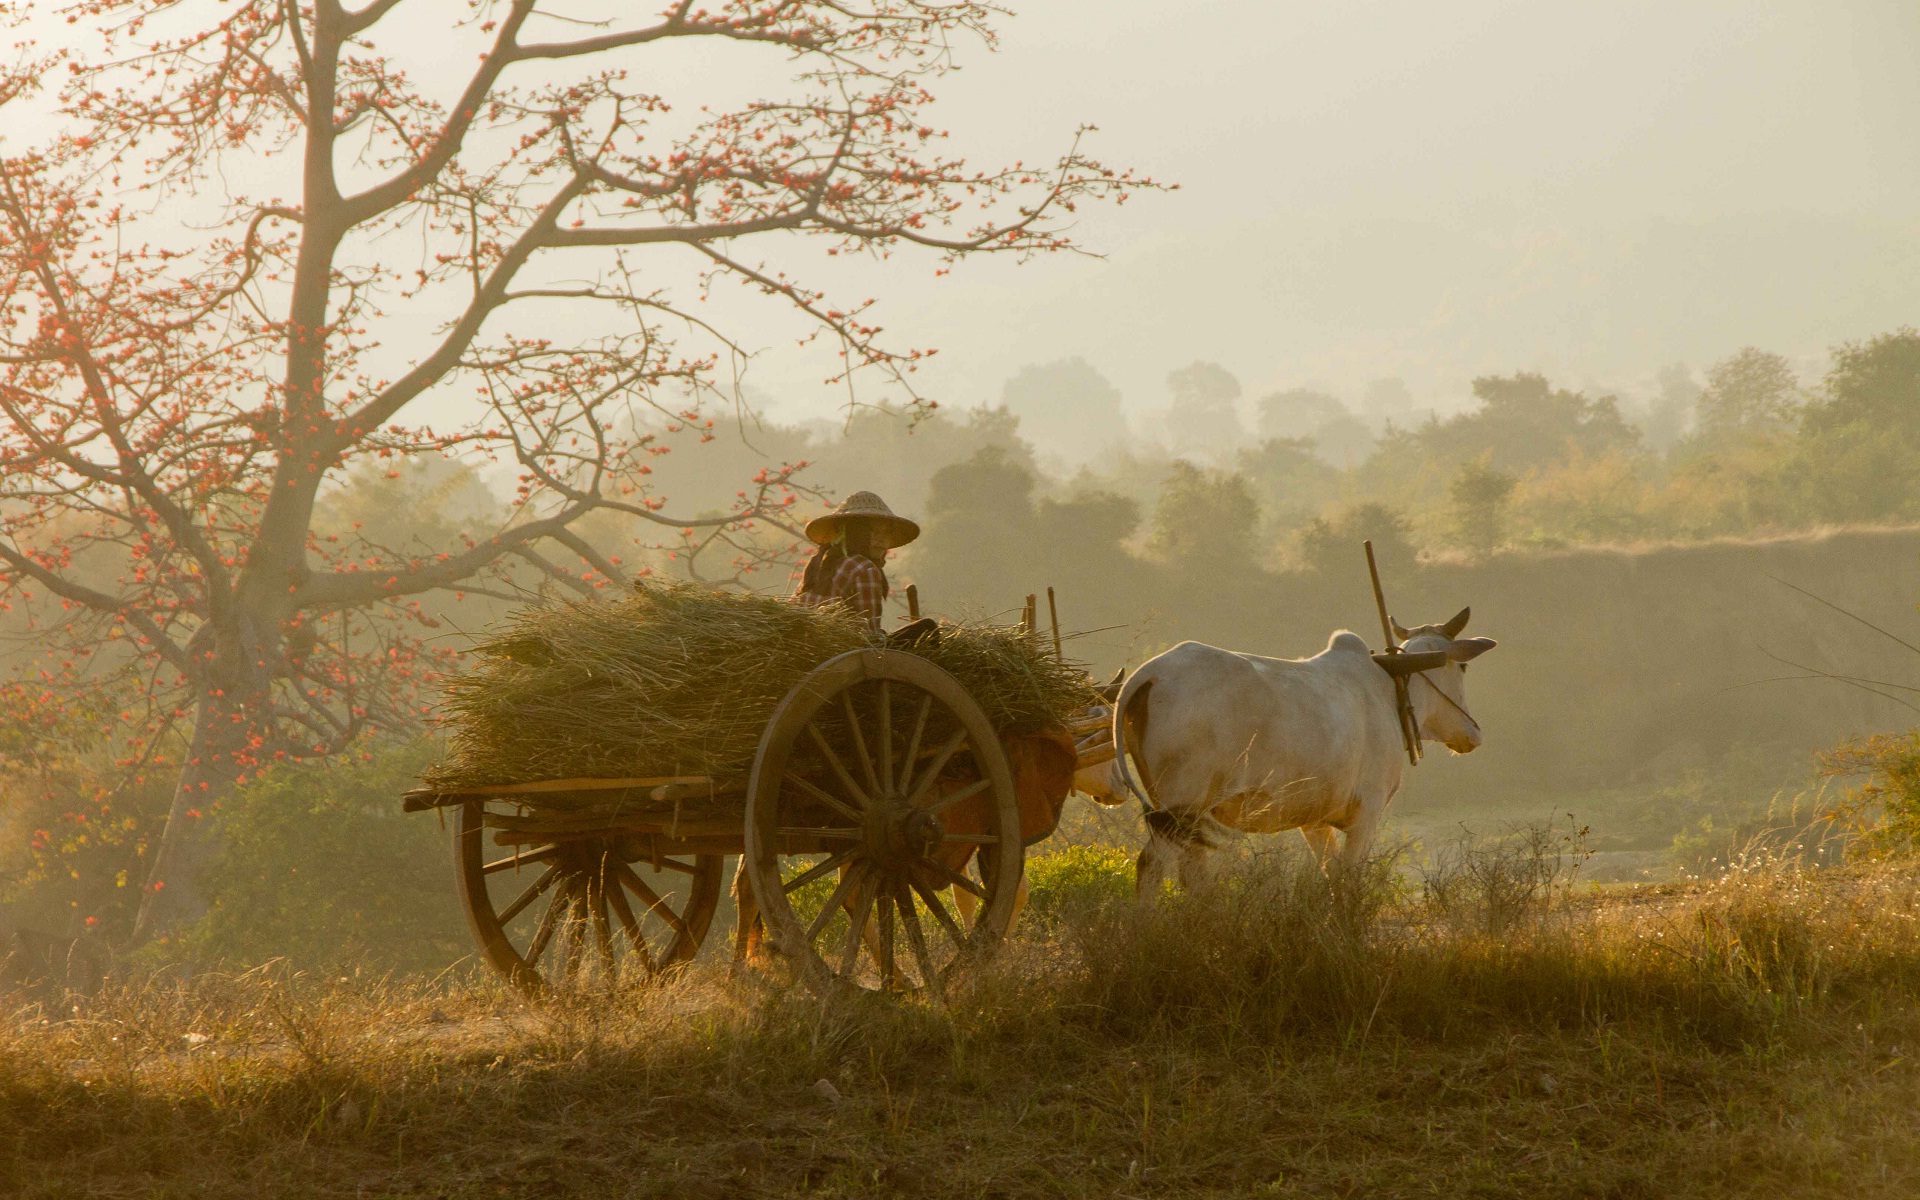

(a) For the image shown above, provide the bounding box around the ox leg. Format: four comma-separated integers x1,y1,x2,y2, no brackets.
730,856,765,963
1300,825,1340,874
1137,811,1210,898
1336,803,1387,870
952,874,1029,932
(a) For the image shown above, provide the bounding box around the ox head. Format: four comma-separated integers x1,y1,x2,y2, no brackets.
1383,607,1496,754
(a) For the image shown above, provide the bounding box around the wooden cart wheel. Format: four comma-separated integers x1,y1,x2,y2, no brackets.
744,649,1023,995
453,799,724,994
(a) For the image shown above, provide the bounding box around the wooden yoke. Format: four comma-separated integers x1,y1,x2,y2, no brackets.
1365,540,1421,767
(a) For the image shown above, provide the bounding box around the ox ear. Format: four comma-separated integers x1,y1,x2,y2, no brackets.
1447,637,1496,662
1389,616,1410,641
1441,607,1471,639
1373,649,1450,676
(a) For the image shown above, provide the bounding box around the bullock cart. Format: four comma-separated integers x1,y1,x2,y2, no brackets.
405,645,1103,996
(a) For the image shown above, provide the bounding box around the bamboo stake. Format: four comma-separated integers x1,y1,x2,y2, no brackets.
1046,586,1063,660
1364,540,1421,766
1022,593,1036,632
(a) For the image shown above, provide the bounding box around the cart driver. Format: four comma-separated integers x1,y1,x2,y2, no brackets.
796,491,919,631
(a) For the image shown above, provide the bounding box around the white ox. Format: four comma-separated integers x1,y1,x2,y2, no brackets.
1108,608,1497,892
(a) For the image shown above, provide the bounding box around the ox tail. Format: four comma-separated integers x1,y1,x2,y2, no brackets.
1109,667,1157,814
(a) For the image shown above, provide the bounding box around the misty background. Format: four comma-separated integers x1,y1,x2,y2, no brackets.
728,0,1920,430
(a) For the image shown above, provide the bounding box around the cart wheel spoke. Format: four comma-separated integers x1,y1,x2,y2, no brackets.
842,693,881,798
902,692,932,780
587,863,616,971
807,722,872,811
654,858,699,876
615,862,690,940
806,863,867,944
926,859,987,900
782,846,861,895
604,869,657,977
905,729,970,808
497,863,561,926
921,777,992,815
838,874,878,979
895,878,941,996
561,887,589,979
485,845,559,874
526,877,571,967
909,877,968,951
877,878,898,988
877,680,895,795
786,771,863,823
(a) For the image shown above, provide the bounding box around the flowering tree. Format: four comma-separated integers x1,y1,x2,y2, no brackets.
0,0,1150,937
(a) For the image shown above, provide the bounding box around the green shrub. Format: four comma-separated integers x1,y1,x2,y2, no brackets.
1025,844,1134,916
1822,730,1920,856
189,741,468,974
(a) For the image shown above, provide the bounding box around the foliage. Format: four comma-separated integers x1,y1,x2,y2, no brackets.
1297,502,1417,575
999,359,1126,463
1162,362,1246,460
1820,730,1920,856
1402,372,1641,476
1803,328,1920,441
1448,456,1518,555
188,743,465,974
1146,462,1259,569
1696,347,1801,440
1255,387,1348,441
1024,844,1134,916
0,677,176,942
1234,437,1342,533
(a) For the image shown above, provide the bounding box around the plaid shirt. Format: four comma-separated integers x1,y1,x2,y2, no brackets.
797,554,888,629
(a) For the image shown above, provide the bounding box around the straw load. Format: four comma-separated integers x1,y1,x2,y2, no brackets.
423,583,1096,796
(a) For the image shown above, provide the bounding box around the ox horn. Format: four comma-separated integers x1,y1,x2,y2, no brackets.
1441,606,1471,639
1389,615,1410,641
1373,649,1449,676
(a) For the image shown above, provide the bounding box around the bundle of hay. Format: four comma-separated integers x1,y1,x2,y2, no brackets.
423,583,1096,794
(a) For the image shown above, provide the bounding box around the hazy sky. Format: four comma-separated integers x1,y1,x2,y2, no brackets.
741,0,1920,425
23,1,1920,436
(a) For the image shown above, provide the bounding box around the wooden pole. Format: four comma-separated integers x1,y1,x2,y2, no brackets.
906,584,920,621
1364,540,1397,653
1022,594,1036,632
1046,586,1063,660
1364,540,1421,767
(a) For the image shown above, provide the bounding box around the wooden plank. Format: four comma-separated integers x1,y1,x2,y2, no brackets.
1075,743,1116,769
492,830,751,857
486,812,745,838
406,774,715,802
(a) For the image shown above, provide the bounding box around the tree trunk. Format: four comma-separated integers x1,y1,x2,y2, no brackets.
130,695,242,943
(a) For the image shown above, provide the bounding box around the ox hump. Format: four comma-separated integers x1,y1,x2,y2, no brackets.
1327,630,1371,656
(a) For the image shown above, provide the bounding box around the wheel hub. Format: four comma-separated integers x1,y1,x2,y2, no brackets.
863,795,943,869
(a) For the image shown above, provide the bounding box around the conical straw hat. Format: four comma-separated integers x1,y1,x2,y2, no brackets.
803,491,921,547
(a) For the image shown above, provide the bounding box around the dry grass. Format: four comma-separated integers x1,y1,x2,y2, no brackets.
428,582,1095,791
8,854,1920,1198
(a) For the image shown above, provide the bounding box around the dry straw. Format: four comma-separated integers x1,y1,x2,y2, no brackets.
425,582,1096,792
